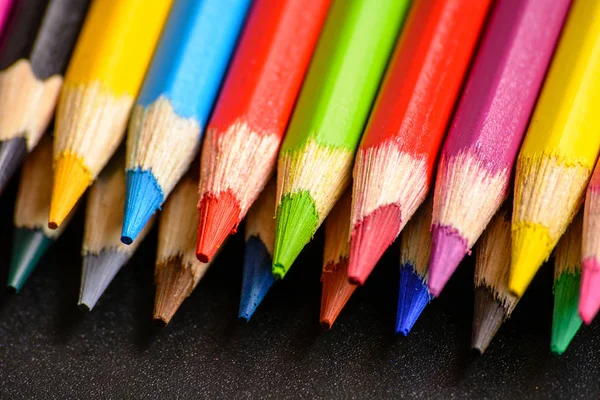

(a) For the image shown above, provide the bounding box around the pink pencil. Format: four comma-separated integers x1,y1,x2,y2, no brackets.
427,0,571,296
581,162,600,324
0,0,13,38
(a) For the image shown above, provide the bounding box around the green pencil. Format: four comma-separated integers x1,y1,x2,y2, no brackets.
551,209,584,355
272,0,409,279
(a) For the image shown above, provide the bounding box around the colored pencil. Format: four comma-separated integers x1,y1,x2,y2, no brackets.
0,0,89,195
348,0,491,285
509,1,600,297
472,203,517,354
49,0,173,229
580,161,600,324
272,0,409,279
0,0,13,37
123,0,251,245
78,149,154,311
396,195,433,336
428,0,571,296
8,135,72,291
196,0,331,263
239,177,277,321
552,209,583,355
321,190,356,330
154,166,212,326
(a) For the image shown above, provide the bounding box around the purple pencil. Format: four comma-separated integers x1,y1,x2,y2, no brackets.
427,0,571,296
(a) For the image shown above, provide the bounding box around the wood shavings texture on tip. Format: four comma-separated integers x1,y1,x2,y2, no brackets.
14,137,66,238
323,191,352,266
513,153,590,248
400,195,433,278
475,208,517,314
555,211,583,279
277,139,353,223
352,142,428,233
200,122,280,216
55,82,133,177
158,174,208,281
127,96,201,194
0,60,62,148
433,152,510,247
583,186,600,262
83,160,153,256
245,178,277,256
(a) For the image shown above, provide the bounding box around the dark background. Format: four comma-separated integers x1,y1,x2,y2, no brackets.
0,175,598,400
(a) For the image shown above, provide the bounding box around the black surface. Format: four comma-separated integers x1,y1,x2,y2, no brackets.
0,174,599,399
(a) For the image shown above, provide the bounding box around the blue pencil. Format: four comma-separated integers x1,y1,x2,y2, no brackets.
239,178,276,321
396,195,434,336
121,0,251,244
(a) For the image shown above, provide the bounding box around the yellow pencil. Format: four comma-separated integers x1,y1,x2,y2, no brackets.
49,0,173,229
510,0,600,297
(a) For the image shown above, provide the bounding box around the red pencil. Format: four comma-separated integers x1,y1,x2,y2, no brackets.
348,0,491,285
196,0,331,263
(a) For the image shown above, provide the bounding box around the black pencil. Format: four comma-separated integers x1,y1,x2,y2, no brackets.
0,0,90,194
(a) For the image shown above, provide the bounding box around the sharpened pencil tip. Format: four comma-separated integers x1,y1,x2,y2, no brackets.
427,224,469,297
471,287,507,354
552,272,582,355
272,191,319,279
8,228,54,292
196,190,242,263
239,237,275,321
121,169,163,245
78,303,91,312
348,204,401,286
509,224,552,297
79,251,130,311
0,137,27,196
320,259,358,330
579,258,600,325
154,258,195,325
396,264,432,336
50,153,92,229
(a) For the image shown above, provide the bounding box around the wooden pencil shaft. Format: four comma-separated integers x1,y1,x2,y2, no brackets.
400,195,433,277
245,177,277,256
555,210,583,279
323,191,352,267
14,135,61,237
83,149,153,255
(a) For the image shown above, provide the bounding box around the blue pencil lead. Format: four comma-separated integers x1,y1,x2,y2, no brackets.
396,263,433,336
121,169,163,245
239,236,275,321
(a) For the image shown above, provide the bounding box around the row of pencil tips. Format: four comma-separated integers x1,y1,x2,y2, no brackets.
0,0,599,356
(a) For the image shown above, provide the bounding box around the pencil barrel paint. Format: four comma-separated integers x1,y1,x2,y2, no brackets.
197,0,330,263
273,0,410,278
50,0,173,229
348,0,491,286
428,0,571,296
123,0,252,244
510,0,600,297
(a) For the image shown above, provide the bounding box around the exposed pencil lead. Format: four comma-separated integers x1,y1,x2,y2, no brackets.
78,251,130,311
122,169,162,245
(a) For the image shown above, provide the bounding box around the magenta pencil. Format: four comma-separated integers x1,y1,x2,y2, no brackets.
427,0,571,296
0,0,13,38
581,162,600,324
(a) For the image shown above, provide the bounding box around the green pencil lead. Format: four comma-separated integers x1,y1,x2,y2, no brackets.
551,272,583,355
272,191,319,279
8,228,54,292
